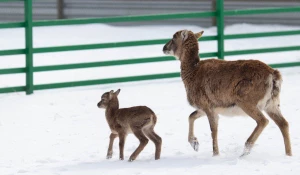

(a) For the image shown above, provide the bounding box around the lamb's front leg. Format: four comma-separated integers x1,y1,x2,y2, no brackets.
118,132,127,160
188,110,205,151
106,133,118,159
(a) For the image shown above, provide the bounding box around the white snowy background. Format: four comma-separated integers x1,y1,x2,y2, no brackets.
0,23,300,175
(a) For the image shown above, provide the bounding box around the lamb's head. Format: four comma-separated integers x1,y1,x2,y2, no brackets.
97,89,121,109
163,30,204,60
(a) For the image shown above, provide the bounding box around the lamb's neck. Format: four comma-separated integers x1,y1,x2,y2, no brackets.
180,50,200,81
105,102,119,124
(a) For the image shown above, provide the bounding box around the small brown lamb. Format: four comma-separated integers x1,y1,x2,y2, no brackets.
163,30,292,157
97,89,162,161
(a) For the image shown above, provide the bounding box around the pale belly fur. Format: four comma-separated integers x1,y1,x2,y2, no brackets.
215,106,247,117
206,92,271,117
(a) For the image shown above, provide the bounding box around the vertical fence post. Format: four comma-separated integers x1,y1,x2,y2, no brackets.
57,0,65,19
211,0,217,26
216,0,224,60
24,0,34,94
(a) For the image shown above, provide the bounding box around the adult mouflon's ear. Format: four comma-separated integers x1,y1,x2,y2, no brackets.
194,31,204,39
181,30,189,41
114,89,121,96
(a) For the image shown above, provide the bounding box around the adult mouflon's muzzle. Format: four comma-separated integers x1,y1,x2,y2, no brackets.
162,40,172,55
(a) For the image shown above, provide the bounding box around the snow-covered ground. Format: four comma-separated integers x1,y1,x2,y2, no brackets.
0,23,300,175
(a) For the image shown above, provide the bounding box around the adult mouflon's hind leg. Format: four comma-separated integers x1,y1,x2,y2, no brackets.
188,110,206,151
239,104,269,157
265,100,292,156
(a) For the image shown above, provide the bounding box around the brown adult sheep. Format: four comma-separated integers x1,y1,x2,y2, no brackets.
163,30,292,157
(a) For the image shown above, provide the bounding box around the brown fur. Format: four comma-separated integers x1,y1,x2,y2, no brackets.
163,30,292,156
97,89,162,161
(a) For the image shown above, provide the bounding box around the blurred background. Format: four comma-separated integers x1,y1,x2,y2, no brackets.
0,0,299,27
1,2,300,175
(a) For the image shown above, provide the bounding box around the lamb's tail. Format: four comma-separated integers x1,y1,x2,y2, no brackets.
272,69,282,98
151,113,157,125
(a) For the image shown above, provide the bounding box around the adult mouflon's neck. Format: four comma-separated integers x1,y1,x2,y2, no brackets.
180,44,200,81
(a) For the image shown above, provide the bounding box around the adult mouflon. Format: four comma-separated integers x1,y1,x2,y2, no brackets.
163,30,291,156
97,89,162,161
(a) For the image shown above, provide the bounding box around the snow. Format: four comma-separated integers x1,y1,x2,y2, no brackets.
0,23,300,175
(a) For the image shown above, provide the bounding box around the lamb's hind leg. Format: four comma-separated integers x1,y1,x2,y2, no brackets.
265,100,292,156
188,109,206,151
129,128,149,162
144,127,162,160
239,104,269,157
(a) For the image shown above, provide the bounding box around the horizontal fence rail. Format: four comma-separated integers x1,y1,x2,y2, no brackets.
0,22,25,29
0,49,25,56
33,11,217,27
0,0,300,94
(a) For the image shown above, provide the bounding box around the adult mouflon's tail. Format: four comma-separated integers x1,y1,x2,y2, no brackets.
272,70,282,98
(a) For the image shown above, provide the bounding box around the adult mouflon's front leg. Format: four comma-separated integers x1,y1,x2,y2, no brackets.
205,109,220,156
188,110,205,151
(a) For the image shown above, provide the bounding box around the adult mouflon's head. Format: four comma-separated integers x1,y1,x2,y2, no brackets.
97,89,121,109
163,30,203,60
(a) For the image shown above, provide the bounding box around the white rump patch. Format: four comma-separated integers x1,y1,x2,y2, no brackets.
265,95,281,114
257,75,273,110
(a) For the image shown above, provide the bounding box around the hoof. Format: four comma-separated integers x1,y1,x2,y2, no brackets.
129,155,136,162
240,143,252,158
239,152,250,158
240,148,251,158
213,153,219,157
119,157,124,160
106,155,112,159
189,138,199,152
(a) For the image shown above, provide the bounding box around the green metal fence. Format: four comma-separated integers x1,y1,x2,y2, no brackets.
0,0,300,95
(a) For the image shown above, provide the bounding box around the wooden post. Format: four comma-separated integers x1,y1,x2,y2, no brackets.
212,0,217,26
57,0,65,19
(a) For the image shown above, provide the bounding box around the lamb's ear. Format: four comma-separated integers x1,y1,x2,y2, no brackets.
194,31,204,39
109,90,114,99
181,30,189,41
114,89,121,96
